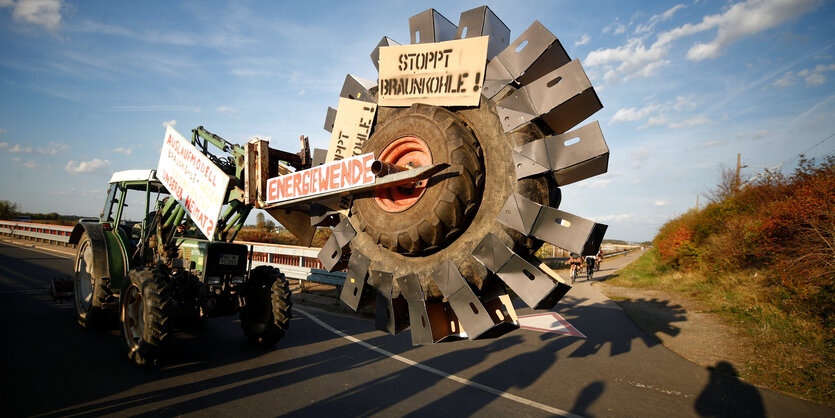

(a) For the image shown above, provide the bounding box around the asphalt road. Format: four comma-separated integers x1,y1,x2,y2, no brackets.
1,241,831,417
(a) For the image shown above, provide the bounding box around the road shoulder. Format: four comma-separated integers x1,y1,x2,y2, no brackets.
592,280,755,371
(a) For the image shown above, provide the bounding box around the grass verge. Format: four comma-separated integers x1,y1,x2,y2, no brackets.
608,249,834,406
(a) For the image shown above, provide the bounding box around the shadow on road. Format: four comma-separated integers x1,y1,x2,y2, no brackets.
694,361,765,417
545,294,663,358
608,297,687,342
281,334,551,416
571,381,605,417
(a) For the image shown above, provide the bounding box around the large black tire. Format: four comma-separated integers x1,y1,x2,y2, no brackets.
352,104,484,255
73,232,115,329
240,266,292,345
120,266,173,366
350,96,555,300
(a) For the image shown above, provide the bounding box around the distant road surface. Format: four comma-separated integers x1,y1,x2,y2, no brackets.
1,240,831,417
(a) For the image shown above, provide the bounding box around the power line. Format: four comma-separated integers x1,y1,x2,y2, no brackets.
784,131,835,167
742,131,835,188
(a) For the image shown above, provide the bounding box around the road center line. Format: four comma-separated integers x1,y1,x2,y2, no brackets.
296,307,581,418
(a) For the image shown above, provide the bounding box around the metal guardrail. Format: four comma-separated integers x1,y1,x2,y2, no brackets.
1,220,637,287
0,220,73,244
0,220,345,285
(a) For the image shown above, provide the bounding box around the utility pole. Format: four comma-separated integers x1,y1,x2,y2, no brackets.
696,193,699,210
735,153,742,191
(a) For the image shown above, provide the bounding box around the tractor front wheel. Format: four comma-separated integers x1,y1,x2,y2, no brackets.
240,266,292,345
120,266,173,366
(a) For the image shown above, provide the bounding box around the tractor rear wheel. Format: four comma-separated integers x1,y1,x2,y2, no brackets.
73,232,115,329
120,266,173,366
240,266,292,345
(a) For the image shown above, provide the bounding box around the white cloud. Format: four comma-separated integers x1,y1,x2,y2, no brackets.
216,106,238,114
771,71,797,88
595,213,637,223
65,158,111,174
602,18,627,35
575,34,590,46
612,95,703,129
671,95,700,112
653,200,670,207
585,37,671,83
694,140,725,149
3,141,68,154
797,63,835,87
1,0,64,31
804,73,825,87
112,147,132,155
638,115,668,130
686,0,820,61
216,106,241,119
36,141,70,155
634,4,686,34
161,119,176,128
21,159,37,169
613,23,627,35
669,115,710,129
9,144,33,153
586,0,820,82
610,104,661,124
584,178,613,189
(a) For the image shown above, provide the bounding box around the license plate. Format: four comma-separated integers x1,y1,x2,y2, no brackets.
218,253,239,266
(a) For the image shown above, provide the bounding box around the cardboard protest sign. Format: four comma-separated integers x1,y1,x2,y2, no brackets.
157,125,230,240
377,36,489,107
266,153,375,204
325,97,377,164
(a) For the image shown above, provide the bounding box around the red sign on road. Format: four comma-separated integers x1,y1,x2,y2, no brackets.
518,312,586,338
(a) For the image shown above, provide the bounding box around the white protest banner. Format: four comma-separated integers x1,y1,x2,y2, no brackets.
266,152,375,204
157,125,230,240
377,36,489,107
326,97,377,163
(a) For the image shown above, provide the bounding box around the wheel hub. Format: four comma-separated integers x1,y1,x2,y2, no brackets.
374,135,432,213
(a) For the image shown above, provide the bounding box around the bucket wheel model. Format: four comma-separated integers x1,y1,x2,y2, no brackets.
319,6,610,344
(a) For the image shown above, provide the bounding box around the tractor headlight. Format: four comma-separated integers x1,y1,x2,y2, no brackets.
230,275,244,284
206,276,221,285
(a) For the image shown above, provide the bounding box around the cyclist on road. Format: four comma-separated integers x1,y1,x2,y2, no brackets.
585,254,596,278
568,253,583,284
595,249,603,271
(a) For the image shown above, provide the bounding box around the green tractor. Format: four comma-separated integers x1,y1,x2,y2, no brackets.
68,127,300,366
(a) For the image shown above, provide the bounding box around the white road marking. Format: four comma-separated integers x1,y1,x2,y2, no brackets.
0,239,75,259
296,307,582,418
611,376,695,398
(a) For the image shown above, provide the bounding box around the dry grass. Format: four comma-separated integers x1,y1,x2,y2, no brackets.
610,249,834,406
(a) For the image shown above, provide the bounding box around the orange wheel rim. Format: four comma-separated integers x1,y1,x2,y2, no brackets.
374,135,432,213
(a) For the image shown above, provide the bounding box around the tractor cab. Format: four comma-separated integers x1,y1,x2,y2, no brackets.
101,169,168,264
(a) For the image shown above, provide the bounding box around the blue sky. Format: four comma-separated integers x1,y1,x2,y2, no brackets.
1,0,833,242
